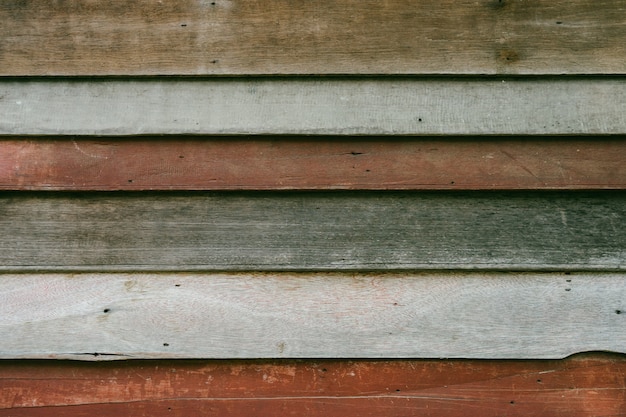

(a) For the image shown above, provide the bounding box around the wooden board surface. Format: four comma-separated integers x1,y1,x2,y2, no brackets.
2,79,626,136
2,137,625,191
1,0,625,75
0,192,624,272
2,354,625,416
1,272,626,359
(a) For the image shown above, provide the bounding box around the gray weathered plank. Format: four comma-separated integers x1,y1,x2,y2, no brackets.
0,192,623,271
1,0,625,75
1,79,625,136
1,272,624,359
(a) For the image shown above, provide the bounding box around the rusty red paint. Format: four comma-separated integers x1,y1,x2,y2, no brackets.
1,354,625,416
1,137,624,191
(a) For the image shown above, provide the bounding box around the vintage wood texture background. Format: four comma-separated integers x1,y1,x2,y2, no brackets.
1,0,625,415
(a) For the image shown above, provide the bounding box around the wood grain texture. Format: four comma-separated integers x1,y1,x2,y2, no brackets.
2,137,625,191
0,192,624,272
2,354,625,416
1,0,625,75
2,79,626,136
1,272,625,359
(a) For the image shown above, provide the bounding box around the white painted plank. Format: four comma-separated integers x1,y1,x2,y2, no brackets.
0,192,624,271
1,272,624,360
1,79,625,135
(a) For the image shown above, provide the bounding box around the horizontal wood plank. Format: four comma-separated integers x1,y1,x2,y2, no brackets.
1,79,626,136
2,137,625,191
0,192,623,271
1,0,624,75
1,272,625,359
1,354,625,416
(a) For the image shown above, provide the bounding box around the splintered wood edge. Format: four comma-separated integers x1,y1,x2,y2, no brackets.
1,272,625,360
1,79,625,135
1,137,625,190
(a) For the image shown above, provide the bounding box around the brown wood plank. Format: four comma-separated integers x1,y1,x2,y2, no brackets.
1,354,625,416
1,0,625,75
2,137,625,191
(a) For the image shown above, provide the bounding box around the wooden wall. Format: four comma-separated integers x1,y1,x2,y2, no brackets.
1,0,625,415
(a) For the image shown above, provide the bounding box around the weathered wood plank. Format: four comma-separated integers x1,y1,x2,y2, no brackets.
1,0,625,75
1,354,625,416
1,79,625,136
1,272,625,359
2,137,625,191
0,192,623,272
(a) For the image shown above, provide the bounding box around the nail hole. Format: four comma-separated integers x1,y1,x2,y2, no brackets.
499,49,519,63
103,308,110,313
616,310,622,315
163,343,170,346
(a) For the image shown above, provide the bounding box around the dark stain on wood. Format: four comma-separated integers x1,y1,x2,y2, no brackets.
498,49,520,63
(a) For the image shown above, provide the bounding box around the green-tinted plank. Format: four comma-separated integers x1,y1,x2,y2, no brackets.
0,192,623,271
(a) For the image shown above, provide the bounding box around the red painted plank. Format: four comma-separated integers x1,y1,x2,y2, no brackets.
1,137,624,191
1,354,625,416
